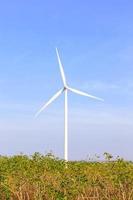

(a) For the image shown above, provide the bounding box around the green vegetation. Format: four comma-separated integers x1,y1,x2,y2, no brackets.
0,152,133,200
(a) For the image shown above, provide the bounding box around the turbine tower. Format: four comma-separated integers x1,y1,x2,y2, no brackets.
35,48,104,162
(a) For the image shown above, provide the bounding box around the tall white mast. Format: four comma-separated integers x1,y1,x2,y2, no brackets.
64,88,68,161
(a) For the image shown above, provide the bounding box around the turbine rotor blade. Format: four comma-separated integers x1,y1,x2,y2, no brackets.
68,87,104,101
56,48,66,86
35,88,63,118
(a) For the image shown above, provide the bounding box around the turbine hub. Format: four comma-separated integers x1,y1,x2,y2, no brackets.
64,86,67,91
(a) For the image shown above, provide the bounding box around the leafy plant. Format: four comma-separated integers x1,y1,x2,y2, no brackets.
0,152,133,199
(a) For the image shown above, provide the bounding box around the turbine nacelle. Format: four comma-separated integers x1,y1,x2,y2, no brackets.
63,86,68,91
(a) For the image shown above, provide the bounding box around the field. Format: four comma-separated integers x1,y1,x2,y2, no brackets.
0,152,133,200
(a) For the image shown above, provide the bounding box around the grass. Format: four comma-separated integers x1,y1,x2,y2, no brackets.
0,152,133,200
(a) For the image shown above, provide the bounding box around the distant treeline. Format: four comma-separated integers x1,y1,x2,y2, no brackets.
0,152,133,199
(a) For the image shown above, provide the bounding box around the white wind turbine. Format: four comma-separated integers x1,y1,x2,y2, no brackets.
35,48,104,162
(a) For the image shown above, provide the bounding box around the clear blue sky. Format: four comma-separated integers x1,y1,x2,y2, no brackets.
0,0,133,160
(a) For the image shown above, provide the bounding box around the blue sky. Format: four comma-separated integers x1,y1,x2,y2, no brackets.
0,0,133,160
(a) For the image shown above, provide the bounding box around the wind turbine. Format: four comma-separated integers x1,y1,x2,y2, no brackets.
35,48,104,162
